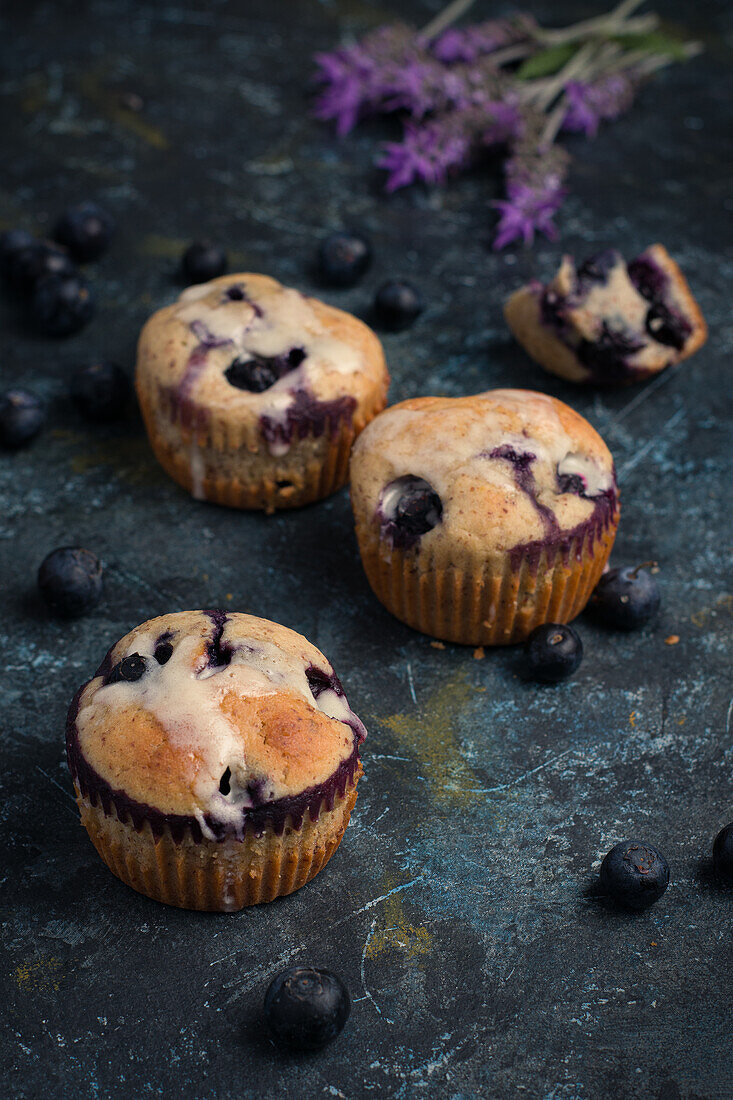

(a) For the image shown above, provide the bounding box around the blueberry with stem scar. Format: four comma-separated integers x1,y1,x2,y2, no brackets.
599,840,670,910
589,562,660,630
107,654,148,684
53,201,115,262
264,967,350,1050
525,623,583,682
317,230,371,288
29,273,94,337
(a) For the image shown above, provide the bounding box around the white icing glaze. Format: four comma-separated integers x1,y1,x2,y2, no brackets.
77,621,360,829
362,389,611,505
174,279,363,455
352,390,616,555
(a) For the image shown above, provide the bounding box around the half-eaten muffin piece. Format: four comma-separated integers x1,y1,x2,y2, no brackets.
504,245,707,385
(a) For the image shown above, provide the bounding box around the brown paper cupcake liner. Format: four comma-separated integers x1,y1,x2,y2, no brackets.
355,510,619,646
74,781,359,911
136,372,387,512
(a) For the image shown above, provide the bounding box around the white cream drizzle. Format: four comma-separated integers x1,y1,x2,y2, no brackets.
362,389,613,505
174,278,363,454
77,625,358,829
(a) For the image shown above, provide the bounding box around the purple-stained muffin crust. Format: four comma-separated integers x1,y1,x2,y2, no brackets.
66,610,366,842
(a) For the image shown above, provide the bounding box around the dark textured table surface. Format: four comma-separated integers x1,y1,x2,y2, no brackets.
1,2,732,1098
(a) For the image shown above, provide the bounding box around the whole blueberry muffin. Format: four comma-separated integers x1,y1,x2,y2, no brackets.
66,611,366,910
136,274,389,511
350,389,619,645
504,245,707,384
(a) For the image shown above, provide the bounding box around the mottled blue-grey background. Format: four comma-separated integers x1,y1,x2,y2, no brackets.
1,1,732,1098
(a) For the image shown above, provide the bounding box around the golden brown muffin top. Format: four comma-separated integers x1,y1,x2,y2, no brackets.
350,389,616,561
136,273,388,455
74,611,365,829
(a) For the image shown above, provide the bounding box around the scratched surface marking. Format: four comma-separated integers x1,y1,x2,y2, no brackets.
0,1,732,1098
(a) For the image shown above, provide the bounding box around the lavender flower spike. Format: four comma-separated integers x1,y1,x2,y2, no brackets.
378,118,472,191
492,149,567,250
430,16,535,64
562,74,637,138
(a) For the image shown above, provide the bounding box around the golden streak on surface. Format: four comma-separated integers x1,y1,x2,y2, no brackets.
364,876,432,962
14,957,62,993
380,669,483,807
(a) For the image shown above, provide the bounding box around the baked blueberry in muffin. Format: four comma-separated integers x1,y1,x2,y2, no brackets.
350,389,619,645
504,245,707,384
136,274,389,511
66,611,366,910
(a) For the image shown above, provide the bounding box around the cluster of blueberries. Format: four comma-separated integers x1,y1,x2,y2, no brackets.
0,201,114,337
525,563,661,682
0,202,130,449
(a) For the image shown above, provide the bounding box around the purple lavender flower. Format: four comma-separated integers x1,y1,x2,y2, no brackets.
562,74,636,138
430,16,535,64
492,147,568,250
312,25,415,135
379,100,521,191
378,119,472,190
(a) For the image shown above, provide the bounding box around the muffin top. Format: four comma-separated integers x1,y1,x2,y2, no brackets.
136,273,388,455
350,389,617,561
67,611,366,837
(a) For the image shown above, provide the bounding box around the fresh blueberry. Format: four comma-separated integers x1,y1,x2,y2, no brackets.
154,641,173,665
713,823,733,885
224,348,305,393
576,323,645,379
0,228,35,278
264,966,350,1051
556,471,586,496
108,653,148,684
70,360,131,421
225,356,279,393
0,389,45,450
11,240,78,295
525,623,583,682
29,273,94,336
373,280,423,332
306,666,334,700
589,563,660,630
599,840,670,910
382,475,442,548
645,303,690,350
627,256,669,303
317,230,371,288
37,547,103,618
181,241,228,285
53,201,115,262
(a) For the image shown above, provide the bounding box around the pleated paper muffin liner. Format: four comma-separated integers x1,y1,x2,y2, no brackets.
136,371,388,512
74,780,359,912
355,509,619,646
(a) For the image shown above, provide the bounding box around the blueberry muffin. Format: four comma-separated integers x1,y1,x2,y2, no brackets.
66,611,366,910
136,274,389,511
350,389,619,645
504,245,707,384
